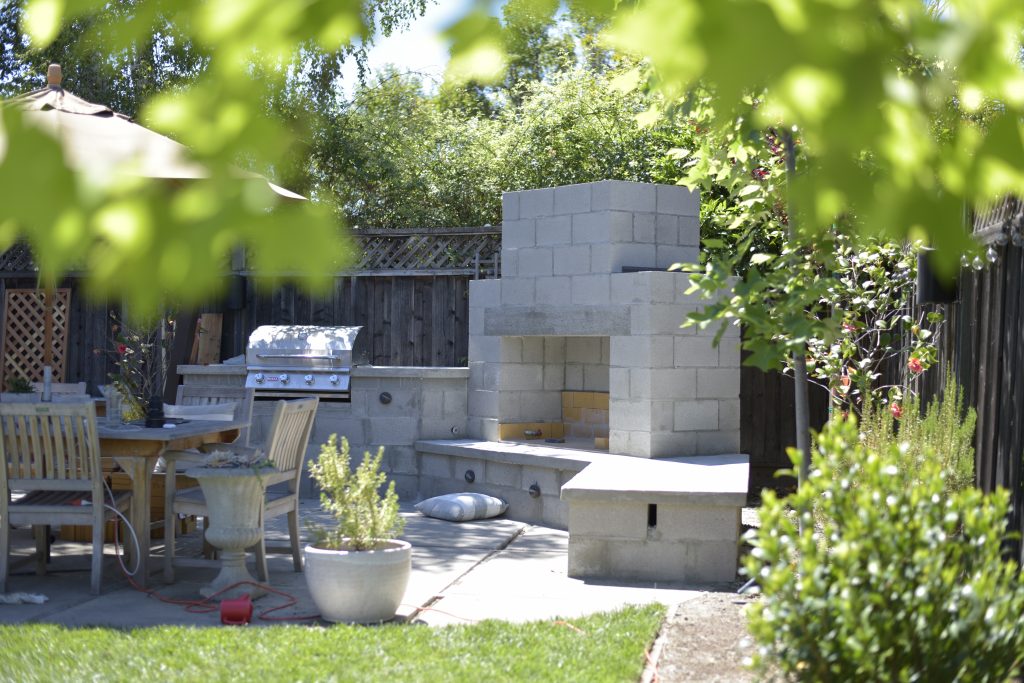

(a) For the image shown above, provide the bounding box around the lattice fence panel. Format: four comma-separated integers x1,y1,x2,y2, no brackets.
973,197,1024,246
353,227,501,274
1,288,70,388
0,243,37,273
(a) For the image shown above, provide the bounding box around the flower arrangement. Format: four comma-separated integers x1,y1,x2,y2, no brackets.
95,311,175,421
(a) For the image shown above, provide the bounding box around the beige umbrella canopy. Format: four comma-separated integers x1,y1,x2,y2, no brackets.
8,64,303,197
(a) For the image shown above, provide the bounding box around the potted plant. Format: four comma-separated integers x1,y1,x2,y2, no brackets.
304,434,409,624
2,375,39,402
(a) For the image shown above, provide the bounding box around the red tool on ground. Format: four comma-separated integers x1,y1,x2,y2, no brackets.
220,594,253,625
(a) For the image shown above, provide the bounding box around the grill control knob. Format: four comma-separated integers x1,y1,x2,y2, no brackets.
304,374,314,385
254,373,265,384
328,374,339,384
279,373,290,384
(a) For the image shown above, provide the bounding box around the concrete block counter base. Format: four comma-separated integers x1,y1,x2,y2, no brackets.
561,454,748,583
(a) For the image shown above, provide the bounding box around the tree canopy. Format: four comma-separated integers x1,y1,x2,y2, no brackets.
1,0,1023,317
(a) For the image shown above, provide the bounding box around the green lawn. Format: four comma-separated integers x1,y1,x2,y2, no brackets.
0,604,664,682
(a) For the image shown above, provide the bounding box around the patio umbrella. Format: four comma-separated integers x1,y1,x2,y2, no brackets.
9,64,303,197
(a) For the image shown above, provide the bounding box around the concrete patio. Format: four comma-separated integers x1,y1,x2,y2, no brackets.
0,499,728,629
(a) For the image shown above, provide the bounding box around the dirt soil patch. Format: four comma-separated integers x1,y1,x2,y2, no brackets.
652,587,758,682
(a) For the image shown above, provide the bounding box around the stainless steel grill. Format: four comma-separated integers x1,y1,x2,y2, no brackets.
244,325,368,399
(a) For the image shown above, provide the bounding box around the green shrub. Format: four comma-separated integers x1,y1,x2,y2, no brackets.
745,418,1024,681
858,374,976,496
307,434,405,551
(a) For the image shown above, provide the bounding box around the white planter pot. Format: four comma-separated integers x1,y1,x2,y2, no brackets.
304,540,412,624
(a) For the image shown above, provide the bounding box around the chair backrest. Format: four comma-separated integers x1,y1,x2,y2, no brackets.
0,402,103,501
31,381,87,395
263,398,318,491
173,385,255,446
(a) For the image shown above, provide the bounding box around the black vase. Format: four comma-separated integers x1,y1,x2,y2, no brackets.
144,394,165,427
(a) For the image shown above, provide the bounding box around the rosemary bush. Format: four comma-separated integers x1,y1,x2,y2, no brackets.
307,434,404,551
746,419,1024,681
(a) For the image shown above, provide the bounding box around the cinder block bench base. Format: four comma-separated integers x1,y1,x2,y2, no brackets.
561,454,749,584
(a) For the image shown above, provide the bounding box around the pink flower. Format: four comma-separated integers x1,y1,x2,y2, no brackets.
907,357,923,374
117,343,128,355
890,403,903,419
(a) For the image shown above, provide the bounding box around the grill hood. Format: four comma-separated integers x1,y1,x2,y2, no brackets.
245,325,368,398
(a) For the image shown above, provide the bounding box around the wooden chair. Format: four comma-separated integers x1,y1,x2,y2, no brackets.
165,397,318,583
161,386,254,580
0,402,131,595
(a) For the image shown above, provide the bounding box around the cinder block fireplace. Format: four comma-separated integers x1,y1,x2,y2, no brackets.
467,180,740,459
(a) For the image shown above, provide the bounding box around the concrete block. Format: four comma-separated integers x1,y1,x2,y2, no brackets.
544,336,566,364
468,335,500,364
678,215,700,246
312,417,365,448
630,304,692,335
592,180,656,213
503,219,536,249
453,457,487,486
521,337,545,364
500,248,518,277
572,212,610,244
571,274,611,305
673,400,719,431
609,399,652,432
601,337,611,364
501,278,536,306
519,188,555,218
718,340,742,368
366,417,420,446
418,418,466,440
655,184,699,216
674,336,721,368
521,466,561,499
536,215,572,245
469,307,485,335
420,453,453,479
651,335,676,369
651,368,697,400
590,242,611,273
696,368,740,399
485,305,629,337
654,505,740,542
501,191,520,222
656,245,699,270
420,387,444,418
638,271,684,304
384,446,418,476
627,368,651,399
611,243,657,272
517,247,554,277
611,335,649,369
609,430,631,454
649,431,698,457
367,389,418,417
468,278,500,309
553,245,592,276
543,365,565,391
500,337,523,363
696,430,741,454
633,212,656,243
568,501,647,540
533,276,572,307
486,462,521,488
564,364,583,390
443,390,468,420
655,214,679,245
554,183,592,215
719,399,741,431
500,364,544,391
583,365,609,392
568,537,738,583
499,391,521,421
566,337,604,364
610,272,645,304
468,389,498,418
607,211,636,242
542,496,570,530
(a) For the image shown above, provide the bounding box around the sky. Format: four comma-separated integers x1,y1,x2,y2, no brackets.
339,0,477,93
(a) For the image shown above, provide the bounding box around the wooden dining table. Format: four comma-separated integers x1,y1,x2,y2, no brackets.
97,418,246,587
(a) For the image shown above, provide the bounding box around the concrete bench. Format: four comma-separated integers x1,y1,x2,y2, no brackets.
560,454,748,584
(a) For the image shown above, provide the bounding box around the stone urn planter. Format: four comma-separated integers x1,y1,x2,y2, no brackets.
304,434,409,624
186,465,275,600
